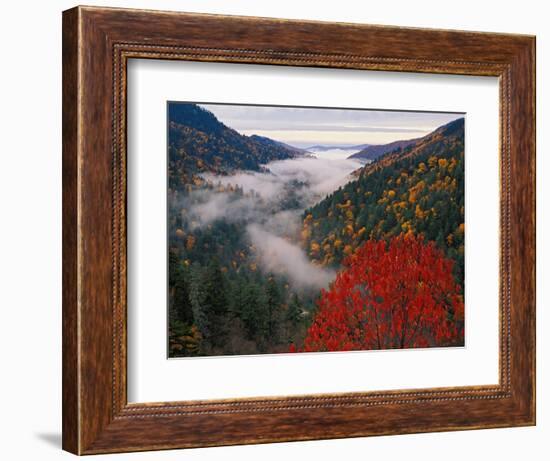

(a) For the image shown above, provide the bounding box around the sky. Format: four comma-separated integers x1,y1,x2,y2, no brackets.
199,103,463,148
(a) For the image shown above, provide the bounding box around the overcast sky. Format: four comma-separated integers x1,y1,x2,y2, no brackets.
198,103,463,148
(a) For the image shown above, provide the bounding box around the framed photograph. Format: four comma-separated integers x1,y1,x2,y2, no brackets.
62,6,535,455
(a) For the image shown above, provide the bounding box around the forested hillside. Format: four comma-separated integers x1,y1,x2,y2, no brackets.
168,104,302,189
301,118,465,283
249,134,310,156
348,137,420,162
167,104,316,357
168,183,317,357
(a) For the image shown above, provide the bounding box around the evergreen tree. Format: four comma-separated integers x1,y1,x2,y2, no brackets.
286,293,303,327
168,250,193,324
202,258,228,347
240,281,268,343
189,262,208,343
228,276,247,317
265,276,283,342
173,269,193,324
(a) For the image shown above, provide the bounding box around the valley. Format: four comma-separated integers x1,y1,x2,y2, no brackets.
167,103,465,357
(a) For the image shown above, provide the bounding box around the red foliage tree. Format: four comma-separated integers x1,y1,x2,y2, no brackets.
299,234,464,352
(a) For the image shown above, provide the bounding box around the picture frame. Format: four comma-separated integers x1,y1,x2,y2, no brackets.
62,5,535,455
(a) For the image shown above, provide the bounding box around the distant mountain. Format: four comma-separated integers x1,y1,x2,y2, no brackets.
301,118,465,279
306,143,371,152
348,138,421,162
357,118,463,178
249,135,311,157
168,104,302,187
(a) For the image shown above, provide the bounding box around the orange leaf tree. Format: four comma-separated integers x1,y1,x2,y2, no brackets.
300,234,464,352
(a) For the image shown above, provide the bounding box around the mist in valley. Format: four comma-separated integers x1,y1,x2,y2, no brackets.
179,156,362,290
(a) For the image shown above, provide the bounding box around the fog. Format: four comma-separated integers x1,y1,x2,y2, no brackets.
187,192,259,228
269,157,361,198
202,156,361,202
308,147,363,161
247,224,336,290
183,156,361,289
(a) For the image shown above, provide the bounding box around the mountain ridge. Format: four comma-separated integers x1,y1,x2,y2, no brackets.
306,143,371,151
348,137,421,162
348,117,463,163
300,117,465,281
249,134,311,157
357,117,464,178
168,104,302,187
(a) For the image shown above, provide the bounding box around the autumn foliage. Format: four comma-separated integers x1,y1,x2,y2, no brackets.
298,234,464,352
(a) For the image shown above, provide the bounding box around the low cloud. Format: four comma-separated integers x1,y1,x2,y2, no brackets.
187,192,259,228
179,156,358,289
247,224,335,290
263,210,302,239
202,170,283,200
202,157,360,203
308,147,363,161
268,157,360,199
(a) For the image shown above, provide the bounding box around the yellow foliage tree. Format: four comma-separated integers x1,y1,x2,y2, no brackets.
310,242,321,255
185,235,196,250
